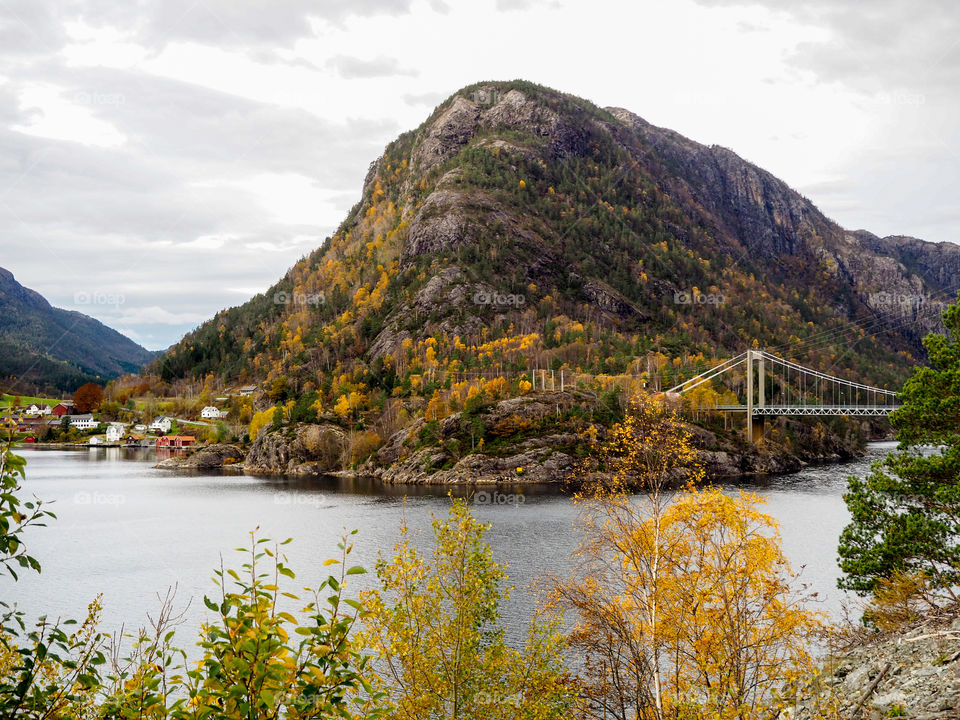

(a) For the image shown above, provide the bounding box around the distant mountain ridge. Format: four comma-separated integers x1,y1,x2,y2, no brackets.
154,80,960,393
0,267,155,392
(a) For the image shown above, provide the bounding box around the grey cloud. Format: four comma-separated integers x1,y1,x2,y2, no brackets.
0,63,398,349
402,90,447,107
0,2,67,59
693,0,960,95
11,65,398,182
1,0,417,57
325,54,419,79
495,0,560,10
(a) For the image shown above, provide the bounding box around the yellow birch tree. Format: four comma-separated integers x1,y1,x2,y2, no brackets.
361,499,575,720
556,393,823,720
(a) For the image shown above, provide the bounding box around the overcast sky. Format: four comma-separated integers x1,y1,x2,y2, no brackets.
1,0,957,350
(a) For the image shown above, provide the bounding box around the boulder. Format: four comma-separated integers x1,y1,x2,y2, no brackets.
244,423,346,475
154,443,244,470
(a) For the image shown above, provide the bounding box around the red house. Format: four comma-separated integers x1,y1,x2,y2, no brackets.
51,402,75,417
156,435,196,448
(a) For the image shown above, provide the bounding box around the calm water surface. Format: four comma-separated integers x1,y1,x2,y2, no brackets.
5,443,894,645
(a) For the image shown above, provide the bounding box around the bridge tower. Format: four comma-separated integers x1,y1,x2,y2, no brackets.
745,349,765,444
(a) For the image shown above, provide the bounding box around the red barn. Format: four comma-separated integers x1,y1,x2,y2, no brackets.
51,402,75,417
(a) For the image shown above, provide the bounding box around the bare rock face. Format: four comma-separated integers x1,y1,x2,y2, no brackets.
404,189,499,259
581,278,648,320
413,266,467,313
373,392,588,484
244,423,346,475
479,89,589,158
411,88,587,183
412,95,481,174
403,185,549,268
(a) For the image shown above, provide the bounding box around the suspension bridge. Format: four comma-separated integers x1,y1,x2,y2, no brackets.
666,349,900,443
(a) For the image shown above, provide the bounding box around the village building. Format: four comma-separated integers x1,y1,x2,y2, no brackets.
156,435,195,448
51,402,75,417
70,414,99,430
201,406,226,419
150,416,173,433
105,424,125,443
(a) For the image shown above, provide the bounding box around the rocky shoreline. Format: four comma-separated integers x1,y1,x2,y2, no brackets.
231,391,868,483
786,615,960,719
155,399,868,484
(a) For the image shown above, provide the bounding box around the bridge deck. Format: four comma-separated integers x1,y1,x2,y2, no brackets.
713,405,899,417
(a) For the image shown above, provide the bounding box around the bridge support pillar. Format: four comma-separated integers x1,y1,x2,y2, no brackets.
751,416,765,443
746,349,755,443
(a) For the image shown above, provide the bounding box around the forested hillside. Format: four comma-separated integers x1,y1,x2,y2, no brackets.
154,81,956,403
0,267,155,393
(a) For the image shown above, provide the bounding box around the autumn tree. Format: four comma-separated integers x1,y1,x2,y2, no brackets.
361,499,575,719
72,383,104,413
248,407,276,441
556,393,822,720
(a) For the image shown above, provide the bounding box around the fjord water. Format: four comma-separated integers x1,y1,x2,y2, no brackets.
6,444,894,643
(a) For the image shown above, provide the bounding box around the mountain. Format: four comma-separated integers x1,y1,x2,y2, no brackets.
155,80,958,399
0,267,155,393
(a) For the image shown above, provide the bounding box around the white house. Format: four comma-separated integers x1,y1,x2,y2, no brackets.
27,404,51,415
201,406,225,419
105,423,125,443
70,414,99,430
89,436,102,445
150,416,172,433
134,424,148,433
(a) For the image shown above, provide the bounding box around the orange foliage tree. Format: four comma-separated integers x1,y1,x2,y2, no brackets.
73,383,104,413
